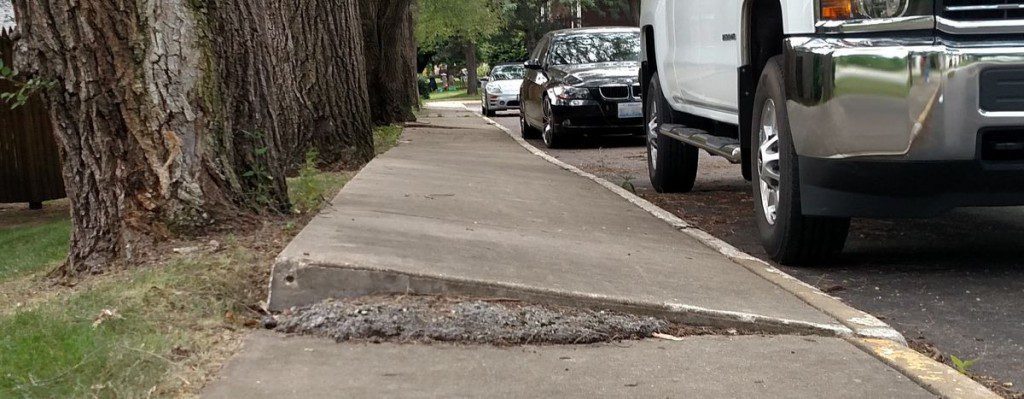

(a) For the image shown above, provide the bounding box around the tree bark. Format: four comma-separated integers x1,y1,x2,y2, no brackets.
360,0,418,126
210,0,375,168
464,41,479,96
12,0,374,277
270,0,375,166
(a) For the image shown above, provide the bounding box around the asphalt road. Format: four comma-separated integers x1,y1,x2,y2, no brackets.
486,108,1024,390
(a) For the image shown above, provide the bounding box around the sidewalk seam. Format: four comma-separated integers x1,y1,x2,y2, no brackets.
471,108,906,346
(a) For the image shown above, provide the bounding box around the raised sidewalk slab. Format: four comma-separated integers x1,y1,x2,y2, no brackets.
244,105,998,398
268,107,842,334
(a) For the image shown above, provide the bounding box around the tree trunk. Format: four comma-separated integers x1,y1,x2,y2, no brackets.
464,41,479,96
273,0,375,166
12,0,373,277
360,0,418,126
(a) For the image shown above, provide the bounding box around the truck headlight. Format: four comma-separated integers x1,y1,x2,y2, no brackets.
486,85,502,95
820,0,910,20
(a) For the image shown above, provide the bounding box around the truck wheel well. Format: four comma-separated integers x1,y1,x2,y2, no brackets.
739,0,784,181
747,0,784,77
641,25,656,105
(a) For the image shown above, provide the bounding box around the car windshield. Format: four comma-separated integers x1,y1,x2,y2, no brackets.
491,65,525,80
548,32,640,66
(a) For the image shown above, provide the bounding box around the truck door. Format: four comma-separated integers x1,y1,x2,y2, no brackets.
665,0,742,119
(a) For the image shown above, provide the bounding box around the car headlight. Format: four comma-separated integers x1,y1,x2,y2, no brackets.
486,85,502,95
552,86,592,101
820,0,911,20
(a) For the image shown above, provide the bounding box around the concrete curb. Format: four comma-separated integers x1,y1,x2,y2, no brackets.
849,338,1000,399
269,258,852,337
473,109,907,346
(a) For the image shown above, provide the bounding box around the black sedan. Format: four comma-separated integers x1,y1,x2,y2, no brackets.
519,27,643,148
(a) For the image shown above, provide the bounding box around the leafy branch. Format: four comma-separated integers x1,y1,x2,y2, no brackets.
0,58,54,109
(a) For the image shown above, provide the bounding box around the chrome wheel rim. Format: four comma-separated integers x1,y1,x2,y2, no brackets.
758,99,781,225
647,97,659,172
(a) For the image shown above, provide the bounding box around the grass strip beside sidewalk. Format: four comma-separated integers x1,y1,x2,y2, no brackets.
426,89,478,102
0,125,403,397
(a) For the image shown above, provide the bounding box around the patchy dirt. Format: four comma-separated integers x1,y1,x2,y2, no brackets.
274,295,753,346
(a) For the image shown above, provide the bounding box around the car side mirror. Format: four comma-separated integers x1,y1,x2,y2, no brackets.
479,77,490,82
524,61,542,70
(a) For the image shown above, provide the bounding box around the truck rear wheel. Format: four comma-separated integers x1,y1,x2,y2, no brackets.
645,72,698,193
751,56,850,265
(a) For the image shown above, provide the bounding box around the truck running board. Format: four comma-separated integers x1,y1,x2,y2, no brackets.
656,124,743,164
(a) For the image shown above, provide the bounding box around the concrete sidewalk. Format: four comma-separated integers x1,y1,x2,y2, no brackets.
205,332,931,398
270,106,841,333
205,105,995,398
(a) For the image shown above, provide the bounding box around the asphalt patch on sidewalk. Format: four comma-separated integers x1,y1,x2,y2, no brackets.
271,295,758,346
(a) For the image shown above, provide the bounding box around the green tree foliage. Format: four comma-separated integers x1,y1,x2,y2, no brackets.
417,0,501,95
491,0,632,51
416,0,500,50
480,26,529,64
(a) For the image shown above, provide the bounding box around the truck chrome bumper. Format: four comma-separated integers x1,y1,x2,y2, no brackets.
785,36,1024,161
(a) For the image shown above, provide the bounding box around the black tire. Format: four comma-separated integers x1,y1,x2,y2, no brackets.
485,107,497,117
645,72,699,193
520,105,540,139
751,56,850,265
542,97,571,149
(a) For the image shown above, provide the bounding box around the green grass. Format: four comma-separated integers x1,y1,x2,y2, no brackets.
0,243,267,397
0,166,358,397
373,124,404,155
288,151,353,215
0,219,70,281
425,89,479,102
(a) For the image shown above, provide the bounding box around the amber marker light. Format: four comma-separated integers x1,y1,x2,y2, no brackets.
820,0,853,20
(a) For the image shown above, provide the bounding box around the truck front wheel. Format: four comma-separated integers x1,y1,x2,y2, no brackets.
646,72,698,193
751,56,850,265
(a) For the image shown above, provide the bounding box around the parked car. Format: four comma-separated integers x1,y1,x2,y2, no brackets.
640,0,1024,264
480,63,526,117
519,27,644,148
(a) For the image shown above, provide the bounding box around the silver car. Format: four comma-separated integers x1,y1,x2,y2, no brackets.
480,63,526,117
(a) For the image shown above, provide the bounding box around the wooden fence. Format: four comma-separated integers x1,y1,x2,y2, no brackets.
0,28,65,207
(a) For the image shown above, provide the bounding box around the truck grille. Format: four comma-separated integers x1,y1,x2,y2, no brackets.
943,0,1024,22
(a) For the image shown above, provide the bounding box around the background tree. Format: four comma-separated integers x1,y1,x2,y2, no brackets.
12,0,374,277
416,0,500,95
361,0,419,126
490,0,635,57
479,26,529,65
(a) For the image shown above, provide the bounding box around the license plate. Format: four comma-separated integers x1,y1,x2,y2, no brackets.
618,102,642,119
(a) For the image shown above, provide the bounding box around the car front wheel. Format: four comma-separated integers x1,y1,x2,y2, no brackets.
751,56,850,265
542,98,570,149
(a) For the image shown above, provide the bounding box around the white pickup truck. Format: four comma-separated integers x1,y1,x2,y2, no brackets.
640,0,1024,264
